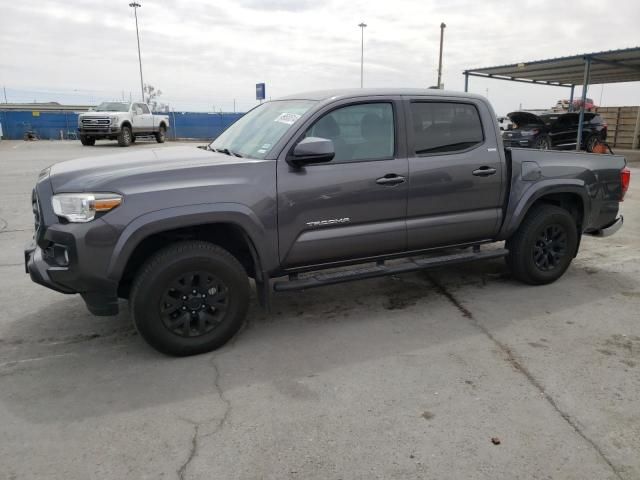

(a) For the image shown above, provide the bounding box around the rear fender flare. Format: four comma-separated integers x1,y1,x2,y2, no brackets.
498,180,591,240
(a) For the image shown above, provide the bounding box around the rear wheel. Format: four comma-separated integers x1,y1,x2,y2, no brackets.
80,135,95,146
130,241,249,356
118,125,132,147
506,205,578,285
155,124,166,143
586,135,599,153
533,135,551,150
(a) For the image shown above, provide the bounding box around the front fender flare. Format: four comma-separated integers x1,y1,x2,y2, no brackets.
106,202,276,282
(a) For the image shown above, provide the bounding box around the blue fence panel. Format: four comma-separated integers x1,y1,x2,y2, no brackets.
168,112,244,140
0,110,244,140
0,110,80,140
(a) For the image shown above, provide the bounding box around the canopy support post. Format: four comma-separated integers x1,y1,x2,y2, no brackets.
576,57,591,151
568,85,575,112
464,72,469,92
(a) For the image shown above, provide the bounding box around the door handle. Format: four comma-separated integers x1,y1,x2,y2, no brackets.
376,174,406,186
472,166,497,177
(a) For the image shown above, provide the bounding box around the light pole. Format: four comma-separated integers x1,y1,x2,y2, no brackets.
358,22,367,88
129,2,145,102
437,22,446,89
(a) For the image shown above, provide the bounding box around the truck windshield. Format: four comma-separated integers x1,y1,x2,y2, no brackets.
209,100,316,159
95,102,131,112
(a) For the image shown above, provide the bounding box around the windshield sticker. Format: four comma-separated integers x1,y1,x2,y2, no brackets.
261,143,272,149
257,149,267,154
274,113,301,125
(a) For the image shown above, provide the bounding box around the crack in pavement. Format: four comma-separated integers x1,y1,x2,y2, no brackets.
0,328,136,349
176,354,232,480
425,273,625,480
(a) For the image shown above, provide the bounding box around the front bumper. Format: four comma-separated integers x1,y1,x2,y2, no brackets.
78,126,121,135
25,240,119,316
25,242,75,294
585,215,623,238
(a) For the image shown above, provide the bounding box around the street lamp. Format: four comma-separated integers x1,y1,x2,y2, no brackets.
437,22,446,89
358,22,367,88
129,2,145,102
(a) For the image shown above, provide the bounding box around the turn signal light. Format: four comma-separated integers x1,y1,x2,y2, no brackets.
620,167,630,201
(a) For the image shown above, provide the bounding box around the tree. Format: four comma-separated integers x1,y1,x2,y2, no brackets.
143,83,170,112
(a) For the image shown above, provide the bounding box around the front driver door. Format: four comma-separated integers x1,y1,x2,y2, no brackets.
277,98,408,268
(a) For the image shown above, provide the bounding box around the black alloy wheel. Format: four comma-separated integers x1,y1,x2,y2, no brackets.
160,271,229,337
532,224,568,271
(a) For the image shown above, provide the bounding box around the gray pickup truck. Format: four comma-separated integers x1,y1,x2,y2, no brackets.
25,89,630,356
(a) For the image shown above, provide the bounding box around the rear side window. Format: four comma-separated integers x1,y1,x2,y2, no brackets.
410,102,483,155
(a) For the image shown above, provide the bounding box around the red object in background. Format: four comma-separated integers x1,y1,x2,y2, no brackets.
573,98,596,111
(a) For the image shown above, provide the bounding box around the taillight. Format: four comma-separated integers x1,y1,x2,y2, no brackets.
620,166,631,201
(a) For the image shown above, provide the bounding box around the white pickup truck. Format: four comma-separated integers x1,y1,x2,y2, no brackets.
78,101,170,147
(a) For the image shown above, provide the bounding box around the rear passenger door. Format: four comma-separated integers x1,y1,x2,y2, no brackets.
277,98,409,268
404,98,505,250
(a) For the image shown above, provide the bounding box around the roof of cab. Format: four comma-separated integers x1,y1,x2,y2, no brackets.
276,88,485,102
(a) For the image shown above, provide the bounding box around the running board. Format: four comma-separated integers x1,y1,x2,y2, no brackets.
273,248,508,292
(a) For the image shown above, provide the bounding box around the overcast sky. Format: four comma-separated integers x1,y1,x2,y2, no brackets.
0,0,639,114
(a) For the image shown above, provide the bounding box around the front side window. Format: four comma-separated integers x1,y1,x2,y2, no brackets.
305,103,395,163
411,102,483,155
140,104,151,114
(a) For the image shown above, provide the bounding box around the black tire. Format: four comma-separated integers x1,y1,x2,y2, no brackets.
585,135,599,153
118,125,132,147
533,135,551,150
506,205,578,285
155,124,166,143
130,241,249,356
80,135,95,146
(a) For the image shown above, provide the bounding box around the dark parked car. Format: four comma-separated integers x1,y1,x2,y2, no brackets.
502,111,607,151
26,89,629,356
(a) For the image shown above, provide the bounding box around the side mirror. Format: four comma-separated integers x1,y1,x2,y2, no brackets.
135,108,143,115
289,137,335,167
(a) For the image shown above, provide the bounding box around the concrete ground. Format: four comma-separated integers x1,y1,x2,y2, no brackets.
0,139,638,480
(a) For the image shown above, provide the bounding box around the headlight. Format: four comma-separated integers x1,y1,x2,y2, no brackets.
52,193,122,223
109,116,119,124
78,116,83,127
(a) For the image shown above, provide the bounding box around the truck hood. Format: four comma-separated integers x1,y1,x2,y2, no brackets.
49,146,262,192
79,111,124,117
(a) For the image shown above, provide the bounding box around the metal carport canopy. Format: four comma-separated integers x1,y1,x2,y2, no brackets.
463,46,640,149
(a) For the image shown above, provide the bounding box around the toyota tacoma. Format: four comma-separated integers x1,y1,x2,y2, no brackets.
26,89,630,356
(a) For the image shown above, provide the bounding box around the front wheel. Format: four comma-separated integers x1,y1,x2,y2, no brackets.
80,135,95,146
130,241,250,356
155,124,166,143
506,205,578,285
117,125,132,147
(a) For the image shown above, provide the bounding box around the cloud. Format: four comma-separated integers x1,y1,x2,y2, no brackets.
0,0,639,113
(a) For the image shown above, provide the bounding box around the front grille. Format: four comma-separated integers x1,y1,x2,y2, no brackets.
81,117,110,126
32,189,41,234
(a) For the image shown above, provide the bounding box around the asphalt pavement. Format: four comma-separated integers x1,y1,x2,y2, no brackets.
1,139,639,480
